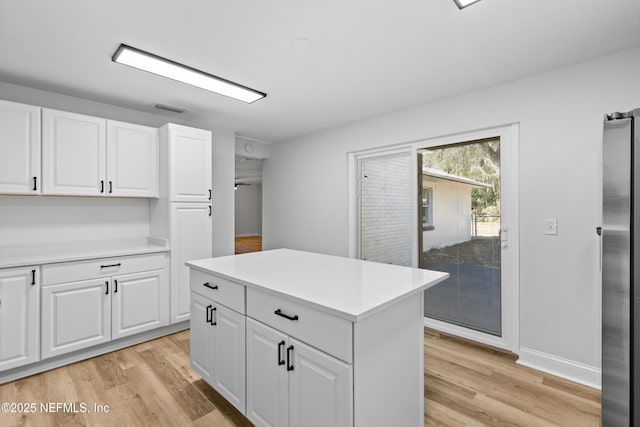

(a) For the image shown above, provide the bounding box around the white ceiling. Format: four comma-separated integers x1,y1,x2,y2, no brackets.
1,0,639,142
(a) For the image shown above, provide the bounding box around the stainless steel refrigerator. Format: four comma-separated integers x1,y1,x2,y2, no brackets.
602,108,639,426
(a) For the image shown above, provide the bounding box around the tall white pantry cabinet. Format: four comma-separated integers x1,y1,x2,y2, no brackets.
151,123,213,324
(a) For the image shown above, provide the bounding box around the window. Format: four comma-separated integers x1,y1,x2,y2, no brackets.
422,187,434,230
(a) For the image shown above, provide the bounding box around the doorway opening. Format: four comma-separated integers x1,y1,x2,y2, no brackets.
234,155,263,254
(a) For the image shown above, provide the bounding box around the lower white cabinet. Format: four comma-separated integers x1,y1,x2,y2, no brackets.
190,291,246,413
41,278,111,359
170,203,212,324
0,266,40,371
246,318,352,427
41,254,168,359
112,269,169,339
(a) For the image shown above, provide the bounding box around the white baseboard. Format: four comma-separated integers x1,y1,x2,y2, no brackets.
235,233,262,237
517,347,601,390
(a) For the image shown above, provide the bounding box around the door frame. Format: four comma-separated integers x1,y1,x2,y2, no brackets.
348,123,519,353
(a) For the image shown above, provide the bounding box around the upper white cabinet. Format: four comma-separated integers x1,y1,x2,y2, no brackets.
42,109,106,196
107,121,158,198
42,109,158,198
0,100,41,195
165,124,212,203
0,266,40,371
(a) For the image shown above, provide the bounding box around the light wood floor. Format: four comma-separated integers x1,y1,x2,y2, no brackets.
0,329,600,426
234,236,262,254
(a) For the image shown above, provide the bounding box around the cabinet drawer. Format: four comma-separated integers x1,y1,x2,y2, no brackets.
246,288,352,364
42,253,167,286
190,269,245,314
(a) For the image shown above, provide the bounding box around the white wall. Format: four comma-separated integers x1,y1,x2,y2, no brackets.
0,80,236,256
0,196,149,246
264,47,640,387
211,128,236,256
423,178,473,250
235,184,262,237
360,153,412,266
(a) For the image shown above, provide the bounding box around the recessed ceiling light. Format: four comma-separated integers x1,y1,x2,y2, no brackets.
453,0,482,9
112,44,266,104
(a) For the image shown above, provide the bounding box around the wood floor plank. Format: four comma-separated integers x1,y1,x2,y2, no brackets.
234,236,262,254
0,329,600,426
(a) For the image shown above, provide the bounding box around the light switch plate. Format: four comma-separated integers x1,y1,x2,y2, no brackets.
545,218,558,235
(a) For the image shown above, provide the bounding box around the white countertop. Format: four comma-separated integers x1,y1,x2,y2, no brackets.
187,248,449,321
0,237,169,269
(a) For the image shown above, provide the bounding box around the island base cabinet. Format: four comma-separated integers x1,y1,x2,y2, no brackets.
190,291,246,413
0,267,40,371
41,278,111,359
246,318,353,427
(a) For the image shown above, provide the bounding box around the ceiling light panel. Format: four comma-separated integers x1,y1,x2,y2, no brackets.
453,0,482,9
112,44,266,104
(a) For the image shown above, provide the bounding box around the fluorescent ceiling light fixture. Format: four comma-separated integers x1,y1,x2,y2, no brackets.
112,44,266,104
453,0,482,9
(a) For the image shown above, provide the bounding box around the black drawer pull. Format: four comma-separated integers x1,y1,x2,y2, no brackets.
278,340,285,366
203,282,219,290
100,263,122,269
31,269,36,285
206,304,212,324
211,307,217,326
209,205,212,216
286,345,294,371
105,281,109,295
208,189,212,200
114,279,118,293
274,309,299,321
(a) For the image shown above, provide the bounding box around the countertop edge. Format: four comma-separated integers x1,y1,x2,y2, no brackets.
186,260,450,322
0,239,170,269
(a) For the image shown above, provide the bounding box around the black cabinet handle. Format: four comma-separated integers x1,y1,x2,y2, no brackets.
286,345,294,371
208,189,212,200
100,180,104,193
275,309,299,321
114,279,118,293
596,227,602,236
109,181,113,194
203,282,218,290
100,263,121,269
105,281,109,295
211,307,217,326
209,205,212,216
206,304,212,324
33,177,37,191
31,269,36,285
278,340,286,366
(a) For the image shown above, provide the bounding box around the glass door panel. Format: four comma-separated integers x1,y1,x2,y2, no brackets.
421,139,502,336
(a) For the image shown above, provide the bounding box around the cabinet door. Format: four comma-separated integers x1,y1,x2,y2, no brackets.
112,269,168,340
246,318,289,427
42,109,106,196
41,278,111,359
0,100,41,195
168,125,212,203
190,292,215,383
289,338,353,427
0,267,39,371
107,120,159,198
170,203,212,323
213,304,246,413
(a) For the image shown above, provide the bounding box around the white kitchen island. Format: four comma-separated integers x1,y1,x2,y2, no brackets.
187,248,448,427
